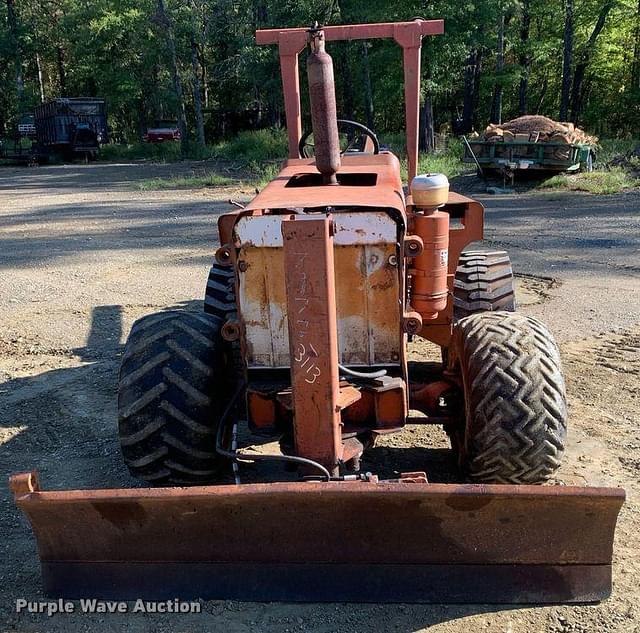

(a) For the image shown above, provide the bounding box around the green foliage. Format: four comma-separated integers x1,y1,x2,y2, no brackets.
100,129,287,186
101,128,287,164
596,139,640,166
210,129,287,163
416,139,467,180
1,0,637,155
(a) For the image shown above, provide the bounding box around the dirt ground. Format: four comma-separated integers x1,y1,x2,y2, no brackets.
0,162,638,633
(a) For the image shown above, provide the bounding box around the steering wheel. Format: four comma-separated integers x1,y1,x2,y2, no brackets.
299,119,380,159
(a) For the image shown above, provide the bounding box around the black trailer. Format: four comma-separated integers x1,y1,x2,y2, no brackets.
34,98,107,159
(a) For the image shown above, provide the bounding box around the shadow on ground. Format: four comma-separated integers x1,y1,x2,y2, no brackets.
1,302,530,632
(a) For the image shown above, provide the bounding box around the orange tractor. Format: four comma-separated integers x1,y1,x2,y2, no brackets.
11,20,623,603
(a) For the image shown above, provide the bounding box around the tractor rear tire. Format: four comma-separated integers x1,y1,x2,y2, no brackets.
118,310,230,485
204,263,236,321
454,311,567,484
204,262,243,383
453,250,516,320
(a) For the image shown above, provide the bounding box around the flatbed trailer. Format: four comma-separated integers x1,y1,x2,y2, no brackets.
464,139,595,173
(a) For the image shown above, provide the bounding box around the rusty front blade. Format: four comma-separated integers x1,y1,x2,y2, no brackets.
11,471,624,603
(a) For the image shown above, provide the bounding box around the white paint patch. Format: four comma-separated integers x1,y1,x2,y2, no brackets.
235,211,398,247
237,211,401,368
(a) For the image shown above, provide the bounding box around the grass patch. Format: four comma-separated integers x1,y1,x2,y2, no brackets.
211,129,287,163
102,129,288,187
100,141,184,162
103,128,474,189
538,168,638,194
417,139,467,180
380,135,469,181
138,173,235,191
100,128,288,165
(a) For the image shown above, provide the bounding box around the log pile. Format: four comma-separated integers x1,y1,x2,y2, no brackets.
476,115,597,145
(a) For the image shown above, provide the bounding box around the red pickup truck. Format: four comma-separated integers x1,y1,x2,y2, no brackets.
143,121,181,143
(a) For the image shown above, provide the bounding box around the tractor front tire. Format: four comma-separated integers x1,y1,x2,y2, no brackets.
118,311,230,485
453,250,516,321
454,311,567,484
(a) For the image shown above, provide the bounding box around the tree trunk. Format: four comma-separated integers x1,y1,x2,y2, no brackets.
419,95,435,153
473,52,483,124
156,0,189,153
253,0,267,25
137,98,147,142
633,0,640,90
560,0,574,121
6,0,24,107
490,12,506,124
461,48,481,133
337,43,354,121
56,47,67,97
191,32,206,146
36,53,45,103
570,0,615,122
362,41,374,131
200,51,209,109
518,0,531,115
535,76,549,113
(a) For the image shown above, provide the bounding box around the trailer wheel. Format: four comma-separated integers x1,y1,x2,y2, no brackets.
118,311,231,485
454,311,567,484
585,151,594,172
453,250,516,320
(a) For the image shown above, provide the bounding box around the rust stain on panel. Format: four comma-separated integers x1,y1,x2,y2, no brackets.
365,243,401,363
239,215,401,368
335,246,368,365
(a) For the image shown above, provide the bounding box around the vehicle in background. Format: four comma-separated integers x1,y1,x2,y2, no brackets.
464,138,595,175
17,114,36,139
143,120,181,143
34,98,108,160
463,116,596,178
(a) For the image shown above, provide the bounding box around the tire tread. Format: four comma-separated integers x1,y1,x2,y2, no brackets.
455,311,567,484
118,310,228,485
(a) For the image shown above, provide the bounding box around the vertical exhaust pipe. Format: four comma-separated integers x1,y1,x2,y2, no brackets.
307,25,341,185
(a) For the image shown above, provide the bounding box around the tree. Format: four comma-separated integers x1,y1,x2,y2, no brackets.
490,11,507,124
560,0,574,120
461,47,482,133
569,0,615,122
6,0,24,108
518,0,531,115
634,0,640,90
190,7,205,146
0,0,637,143
154,0,188,152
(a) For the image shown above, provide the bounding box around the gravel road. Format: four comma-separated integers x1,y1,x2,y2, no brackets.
0,162,638,633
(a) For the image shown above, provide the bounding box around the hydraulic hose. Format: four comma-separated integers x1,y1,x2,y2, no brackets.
215,382,332,481
338,364,387,379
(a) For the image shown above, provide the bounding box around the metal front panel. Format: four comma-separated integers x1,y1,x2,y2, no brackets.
235,212,401,368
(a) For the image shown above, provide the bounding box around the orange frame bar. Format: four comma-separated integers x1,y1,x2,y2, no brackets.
282,216,342,475
256,19,445,183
